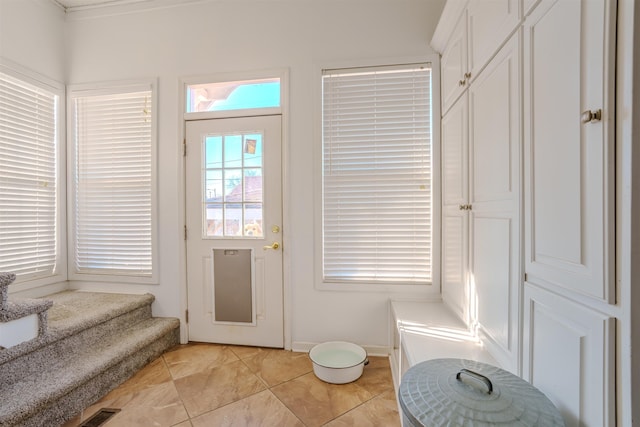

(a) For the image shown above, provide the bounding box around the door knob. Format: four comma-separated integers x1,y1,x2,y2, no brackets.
263,242,280,250
581,109,602,123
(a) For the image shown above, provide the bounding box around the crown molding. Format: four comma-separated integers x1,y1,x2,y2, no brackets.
55,0,209,19
430,0,467,54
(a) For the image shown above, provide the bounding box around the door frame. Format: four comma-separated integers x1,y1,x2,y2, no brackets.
177,68,291,349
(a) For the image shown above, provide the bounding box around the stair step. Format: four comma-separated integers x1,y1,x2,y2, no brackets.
0,298,53,323
0,316,180,427
0,291,155,371
0,290,180,426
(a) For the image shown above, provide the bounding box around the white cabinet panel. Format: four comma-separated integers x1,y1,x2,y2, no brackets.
523,0,615,302
442,94,468,207
441,12,468,114
469,33,521,372
523,284,614,426
440,33,521,372
467,0,520,79
442,214,468,321
441,95,469,321
472,216,511,352
469,34,519,204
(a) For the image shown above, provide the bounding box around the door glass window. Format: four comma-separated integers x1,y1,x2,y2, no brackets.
204,133,263,237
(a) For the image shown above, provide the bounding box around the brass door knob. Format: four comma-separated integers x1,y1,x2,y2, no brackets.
581,109,602,123
263,242,280,250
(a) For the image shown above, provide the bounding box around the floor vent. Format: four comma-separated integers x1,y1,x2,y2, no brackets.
80,408,121,427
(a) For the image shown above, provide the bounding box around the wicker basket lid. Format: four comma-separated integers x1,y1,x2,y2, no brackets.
398,358,565,426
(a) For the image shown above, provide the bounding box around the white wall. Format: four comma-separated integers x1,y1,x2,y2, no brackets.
64,0,445,349
0,0,66,82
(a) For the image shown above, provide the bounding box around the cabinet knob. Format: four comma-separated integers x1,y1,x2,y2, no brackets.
464,72,472,80
458,79,466,87
581,109,602,124
459,204,466,210
459,204,472,211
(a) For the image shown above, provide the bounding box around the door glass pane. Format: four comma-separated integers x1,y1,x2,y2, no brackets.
244,170,262,202
205,170,222,201
224,135,242,168
224,169,242,201
205,204,223,237
203,131,264,238
243,134,263,167
205,136,223,168
224,203,242,235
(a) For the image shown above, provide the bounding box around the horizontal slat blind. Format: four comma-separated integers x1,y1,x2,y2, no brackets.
0,71,59,280
322,65,432,284
72,87,153,276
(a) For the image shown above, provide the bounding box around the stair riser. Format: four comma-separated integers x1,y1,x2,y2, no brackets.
0,304,152,386
13,326,179,427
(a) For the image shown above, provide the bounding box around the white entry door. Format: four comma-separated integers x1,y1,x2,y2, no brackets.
186,115,283,348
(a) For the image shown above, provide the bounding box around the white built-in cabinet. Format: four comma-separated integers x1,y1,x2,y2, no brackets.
466,0,519,80
468,34,520,373
441,93,468,322
440,0,520,114
440,12,467,114
439,0,521,374
434,0,617,425
523,0,615,302
522,0,616,425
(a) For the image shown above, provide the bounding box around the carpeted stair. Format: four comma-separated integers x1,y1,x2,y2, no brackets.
0,276,180,427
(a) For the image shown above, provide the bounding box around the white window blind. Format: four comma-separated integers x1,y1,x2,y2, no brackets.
322,64,432,284
0,71,59,280
71,85,155,278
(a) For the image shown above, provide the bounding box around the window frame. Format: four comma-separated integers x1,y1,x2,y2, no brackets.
314,56,441,292
0,58,67,291
67,79,159,284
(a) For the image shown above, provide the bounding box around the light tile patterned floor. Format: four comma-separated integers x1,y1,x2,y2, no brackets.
63,343,401,427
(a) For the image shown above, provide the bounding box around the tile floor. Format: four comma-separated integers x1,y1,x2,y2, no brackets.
63,343,401,427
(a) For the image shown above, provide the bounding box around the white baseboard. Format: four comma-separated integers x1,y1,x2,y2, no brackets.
291,341,391,357
8,281,69,299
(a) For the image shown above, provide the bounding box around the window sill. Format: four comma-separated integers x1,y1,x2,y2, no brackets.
315,280,434,293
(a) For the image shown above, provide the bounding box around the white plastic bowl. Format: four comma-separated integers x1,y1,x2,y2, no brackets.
309,341,369,384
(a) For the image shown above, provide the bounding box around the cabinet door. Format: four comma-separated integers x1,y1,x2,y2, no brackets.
467,0,520,80
468,33,521,372
523,284,614,426
441,95,469,322
523,0,615,302
441,11,468,115
442,95,468,209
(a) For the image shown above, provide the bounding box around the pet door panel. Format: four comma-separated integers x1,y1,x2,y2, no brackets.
213,249,252,323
